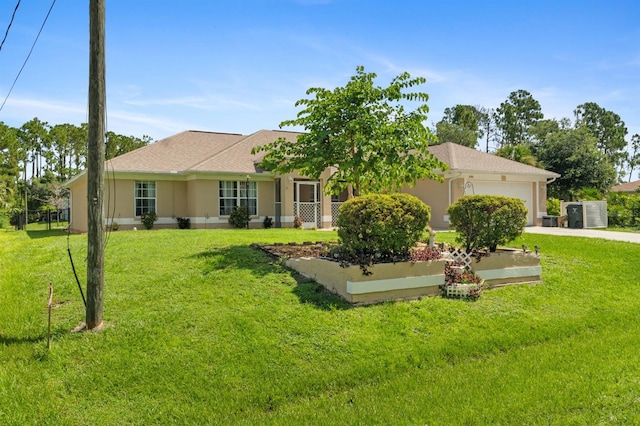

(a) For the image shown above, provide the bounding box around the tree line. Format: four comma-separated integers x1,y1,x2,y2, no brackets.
0,117,151,226
434,91,640,200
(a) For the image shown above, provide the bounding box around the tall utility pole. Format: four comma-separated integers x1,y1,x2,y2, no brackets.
24,161,28,229
86,0,105,330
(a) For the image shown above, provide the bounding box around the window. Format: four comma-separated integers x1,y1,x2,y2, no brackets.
219,180,257,216
135,181,156,217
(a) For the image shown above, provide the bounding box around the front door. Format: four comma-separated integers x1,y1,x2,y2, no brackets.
294,181,321,228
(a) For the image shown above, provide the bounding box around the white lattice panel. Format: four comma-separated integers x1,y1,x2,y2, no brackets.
331,202,342,227
296,202,321,227
449,250,472,269
446,283,480,298
297,202,315,221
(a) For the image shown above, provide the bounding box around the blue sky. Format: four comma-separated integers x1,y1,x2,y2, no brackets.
1,1,639,176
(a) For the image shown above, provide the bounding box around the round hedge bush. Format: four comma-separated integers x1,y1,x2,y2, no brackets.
447,194,527,252
337,193,431,263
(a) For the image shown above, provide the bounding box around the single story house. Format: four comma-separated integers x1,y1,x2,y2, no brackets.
65,129,560,232
610,180,640,193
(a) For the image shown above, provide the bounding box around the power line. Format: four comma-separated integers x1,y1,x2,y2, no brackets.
0,0,21,52
0,0,57,113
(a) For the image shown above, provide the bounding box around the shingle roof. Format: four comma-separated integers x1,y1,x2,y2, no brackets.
105,129,302,175
427,142,560,178
104,131,559,179
611,180,640,192
106,130,245,173
190,129,301,173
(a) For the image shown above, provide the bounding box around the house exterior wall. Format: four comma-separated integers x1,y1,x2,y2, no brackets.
100,178,190,230
537,181,547,226
159,180,188,219
277,170,333,229
399,173,550,230
69,174,281,232
450,177,465,203
258,180,276,220
182,176,277,229
188,178,218,228
531,181,539,226
401,177,450,230
68,169,552,232
69,174,88,233
186,179,199,226
104,178,133,229
447,173,548,227
280,175,296,226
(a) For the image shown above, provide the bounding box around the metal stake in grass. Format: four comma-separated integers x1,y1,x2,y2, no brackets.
47,283,53,350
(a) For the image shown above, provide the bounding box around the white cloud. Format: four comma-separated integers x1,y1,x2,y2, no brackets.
2,97,88,127
122,94,263,113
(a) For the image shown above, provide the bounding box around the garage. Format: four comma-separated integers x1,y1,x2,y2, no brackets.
469,181,534,225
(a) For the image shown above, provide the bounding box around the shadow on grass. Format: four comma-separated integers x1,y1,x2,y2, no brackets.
0,333,45,345
193,245,352,311
290,274,352,311
25,229,70,239
193,245,282,278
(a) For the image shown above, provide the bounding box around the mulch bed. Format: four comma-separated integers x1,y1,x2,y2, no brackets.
253,241,338,259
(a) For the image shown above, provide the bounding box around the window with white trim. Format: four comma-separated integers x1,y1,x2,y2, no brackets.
135,181,156,217
219,180,257,216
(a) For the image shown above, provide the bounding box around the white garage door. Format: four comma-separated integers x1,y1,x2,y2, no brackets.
470,181,534,225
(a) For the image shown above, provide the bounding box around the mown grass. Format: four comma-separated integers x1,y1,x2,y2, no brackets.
607,226,640,233
1,227,639,424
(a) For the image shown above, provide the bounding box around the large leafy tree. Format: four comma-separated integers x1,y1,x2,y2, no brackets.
106,131,152,160
253,66,447,197
435,104,482,148
0,119,149,220
495,144,537,166
49,124,78,181
536,126,616,199
18,118,50,179
0,122,20,210
574,102,628,173
626,134,640,183
494,90,543,147
476,106,496,152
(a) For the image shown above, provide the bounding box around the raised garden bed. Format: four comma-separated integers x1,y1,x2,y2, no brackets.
256,243,542,305
469,248,542,287
286,256,446,305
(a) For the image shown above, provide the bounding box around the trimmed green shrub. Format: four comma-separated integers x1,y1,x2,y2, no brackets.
337,193,431,265
176,217,191,229
607,192,640,227
546,197,561,216
575,187,603,201
263,216,273,229
228,206,249,229
448,195,527,252
140,211,158,230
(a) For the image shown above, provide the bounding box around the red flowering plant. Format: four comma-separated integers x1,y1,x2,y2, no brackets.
409,246,442,262
441,261,484,300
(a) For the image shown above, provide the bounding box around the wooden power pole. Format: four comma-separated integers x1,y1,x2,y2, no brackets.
86,0,105,330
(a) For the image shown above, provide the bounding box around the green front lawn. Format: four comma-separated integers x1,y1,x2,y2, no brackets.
607,226,640,233
1,228,639,424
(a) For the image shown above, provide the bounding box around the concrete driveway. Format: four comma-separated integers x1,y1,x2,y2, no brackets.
524,226,640,244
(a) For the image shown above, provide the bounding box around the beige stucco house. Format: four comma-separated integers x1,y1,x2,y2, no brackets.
65,129,560,232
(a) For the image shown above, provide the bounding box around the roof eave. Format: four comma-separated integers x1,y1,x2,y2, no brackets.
64,170,87,187
445,167,560,179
